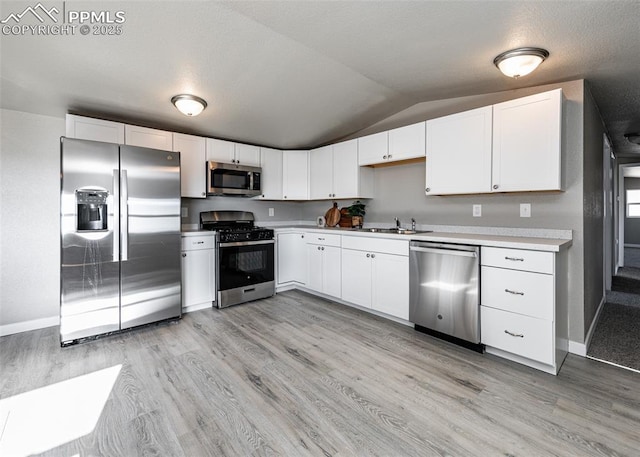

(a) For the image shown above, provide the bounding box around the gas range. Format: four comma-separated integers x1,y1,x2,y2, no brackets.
199,211,274,243
199,210,275,309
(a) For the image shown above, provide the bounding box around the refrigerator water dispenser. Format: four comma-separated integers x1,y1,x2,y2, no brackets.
76,189,108,231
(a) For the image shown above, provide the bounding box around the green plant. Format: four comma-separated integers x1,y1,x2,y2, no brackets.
346,201,366,217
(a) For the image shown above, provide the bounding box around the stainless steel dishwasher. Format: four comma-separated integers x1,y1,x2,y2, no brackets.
409,241,482,351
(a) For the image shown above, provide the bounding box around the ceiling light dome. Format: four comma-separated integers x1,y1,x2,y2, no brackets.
493,47,549,78
171,94,207,116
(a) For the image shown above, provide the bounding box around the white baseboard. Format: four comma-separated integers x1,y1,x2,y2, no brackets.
182,302,214,314
0,315,59,337
568,295,607,357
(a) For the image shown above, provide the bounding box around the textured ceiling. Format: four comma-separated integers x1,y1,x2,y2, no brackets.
1,1,639,156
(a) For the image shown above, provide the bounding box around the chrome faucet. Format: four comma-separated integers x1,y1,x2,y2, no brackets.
411,218,416,231
395,217,400,229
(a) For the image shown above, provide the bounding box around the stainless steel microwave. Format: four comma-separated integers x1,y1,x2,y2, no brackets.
207,161,262,197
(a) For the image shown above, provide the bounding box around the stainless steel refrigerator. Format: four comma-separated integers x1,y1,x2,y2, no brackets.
60,137,181,345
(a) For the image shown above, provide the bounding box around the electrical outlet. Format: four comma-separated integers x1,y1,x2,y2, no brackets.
181,207,188,218
520,203,531,218
473,204,482,217
268,208,274,217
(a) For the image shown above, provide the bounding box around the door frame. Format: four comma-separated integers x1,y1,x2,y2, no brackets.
617,162,640,270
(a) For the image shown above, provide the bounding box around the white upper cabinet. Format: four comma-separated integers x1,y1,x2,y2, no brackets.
309,145,334,199
310,140,374,200
358,131,388,166
425,106,493,195
65,114,125,144
206,138,260,167
257,147,283,200
124,125,173,150
282,150,309,200
173,133,207,198
492,89,563,193
388,121,426,162
234,143,261,167
332,139,374,199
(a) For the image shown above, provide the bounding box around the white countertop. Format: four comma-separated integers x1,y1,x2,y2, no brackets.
181,229,215,237
274,225,572,252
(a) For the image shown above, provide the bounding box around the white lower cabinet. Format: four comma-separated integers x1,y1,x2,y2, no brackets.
341,237,409,320
480,246,567,374
277,232,307,286
181,234,216,312
306,233,341,297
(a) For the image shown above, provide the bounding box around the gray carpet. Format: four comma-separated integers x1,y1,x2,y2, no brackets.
587,302,640,372
624,246,640,268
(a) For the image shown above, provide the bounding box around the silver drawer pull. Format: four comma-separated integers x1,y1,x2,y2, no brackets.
504,330,524,338
505,256,524,262
505,288,524,296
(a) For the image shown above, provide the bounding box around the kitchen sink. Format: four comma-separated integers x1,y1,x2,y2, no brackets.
357,228,432,235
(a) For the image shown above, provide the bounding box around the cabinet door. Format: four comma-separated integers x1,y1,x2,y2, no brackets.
277,232,306,285
332,139,360,198
388,122,425,162
372,253,409,319
323,246,342,298
66,114,125,144
235,144,261,166
174,133,207,198
306,244,324,292
181,248,214,309
358,131,388,166
341,249,372,308
282,150,309,200
258,147,283,200
425,107,493,195
492,89,563,192
309,145,334,199
125,125,173,150
206,138,235,163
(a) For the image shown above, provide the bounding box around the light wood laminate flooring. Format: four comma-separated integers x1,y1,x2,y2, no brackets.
1,290,639,456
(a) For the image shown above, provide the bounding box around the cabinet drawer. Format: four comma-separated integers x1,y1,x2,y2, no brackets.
481,266,553,320
181,235,214,251
481,306,553,365
342,236,408,256
305,233,341,247
481,246,553,274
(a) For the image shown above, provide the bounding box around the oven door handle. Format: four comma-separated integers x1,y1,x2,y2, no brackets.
219,239,275,248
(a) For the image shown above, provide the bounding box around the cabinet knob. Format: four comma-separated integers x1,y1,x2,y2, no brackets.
425,188,430,192
201,192,205,196
237,160,240,164
371,253,375,258
493,184,499,190
301,235,304,238
383,155,387,160
388,154,392,159
182,253,187,257
262,194,265,198
284,196,287,199
366,253,371,258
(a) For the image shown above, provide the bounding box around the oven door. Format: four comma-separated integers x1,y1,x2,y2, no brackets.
217,239,275,307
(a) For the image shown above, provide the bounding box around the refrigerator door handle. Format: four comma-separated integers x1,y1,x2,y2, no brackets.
121,169,129,261
112,169,120,261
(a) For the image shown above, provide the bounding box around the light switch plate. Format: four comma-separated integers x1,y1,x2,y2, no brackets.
268,208,275,217
473,204,482,217
520,203,531,217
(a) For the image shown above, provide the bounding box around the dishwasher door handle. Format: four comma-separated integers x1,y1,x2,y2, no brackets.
410,246,477,257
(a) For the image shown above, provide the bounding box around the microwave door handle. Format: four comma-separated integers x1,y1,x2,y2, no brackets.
121,169,128,261
249,171,254,191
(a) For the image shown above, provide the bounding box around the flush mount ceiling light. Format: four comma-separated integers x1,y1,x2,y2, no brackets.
171,94,207,116
493,47,549,78
625,133,640,145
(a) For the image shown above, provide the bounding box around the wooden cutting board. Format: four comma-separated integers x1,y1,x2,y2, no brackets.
325,202,341,227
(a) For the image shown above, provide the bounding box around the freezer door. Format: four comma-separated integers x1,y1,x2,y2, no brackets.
60,138,120,343
119,145,182,329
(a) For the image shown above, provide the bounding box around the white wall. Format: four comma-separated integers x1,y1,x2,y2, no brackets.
0,109,64,334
